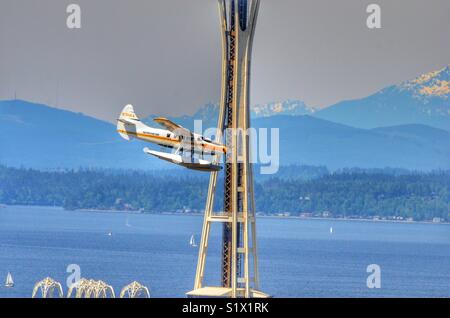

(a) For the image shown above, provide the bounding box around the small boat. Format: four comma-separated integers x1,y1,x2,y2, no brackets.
107,231,113,237
190,235,198,248
329,227,333,234
5,272,14,288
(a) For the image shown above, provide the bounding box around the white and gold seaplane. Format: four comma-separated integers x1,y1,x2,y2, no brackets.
117,105,225,172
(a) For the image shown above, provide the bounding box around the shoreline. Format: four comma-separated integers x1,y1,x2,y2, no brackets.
1,204,448,225
161,211,450,225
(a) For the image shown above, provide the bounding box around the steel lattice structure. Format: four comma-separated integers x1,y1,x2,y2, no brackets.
67,278,115,298
31,277,64,298
120,281,151,298
187,0,269,298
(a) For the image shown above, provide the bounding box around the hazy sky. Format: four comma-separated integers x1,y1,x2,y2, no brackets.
1,0,449,122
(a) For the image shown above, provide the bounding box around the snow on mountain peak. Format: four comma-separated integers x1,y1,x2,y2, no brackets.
400,64,450,100
191,100,315,120
251,100,315,118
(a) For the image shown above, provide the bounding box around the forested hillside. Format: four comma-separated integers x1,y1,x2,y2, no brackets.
0,166,448,221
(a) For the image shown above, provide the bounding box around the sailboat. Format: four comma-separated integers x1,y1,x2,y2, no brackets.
329,227,333,234
5,272,14,288
190,235,198,248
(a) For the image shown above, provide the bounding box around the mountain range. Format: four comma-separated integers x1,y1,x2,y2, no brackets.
0,100,167,170
315,65,450,130
170,64,449,131
0,65,449,171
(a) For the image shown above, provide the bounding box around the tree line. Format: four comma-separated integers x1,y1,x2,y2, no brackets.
0,165,448,221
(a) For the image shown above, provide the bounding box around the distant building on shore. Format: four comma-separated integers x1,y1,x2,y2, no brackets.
432,217,442,223
322,211,332,218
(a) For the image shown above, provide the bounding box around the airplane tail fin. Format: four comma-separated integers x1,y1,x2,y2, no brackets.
119,104,140,122
117,104,140,141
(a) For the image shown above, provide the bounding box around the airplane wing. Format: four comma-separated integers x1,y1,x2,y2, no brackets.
153,117,191,136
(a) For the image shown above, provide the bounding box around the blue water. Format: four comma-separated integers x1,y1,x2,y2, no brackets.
0,206,449,298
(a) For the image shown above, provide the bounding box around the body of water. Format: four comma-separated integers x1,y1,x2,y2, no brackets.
0,206,449,298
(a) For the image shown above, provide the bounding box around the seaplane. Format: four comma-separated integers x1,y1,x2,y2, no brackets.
117,105,226,172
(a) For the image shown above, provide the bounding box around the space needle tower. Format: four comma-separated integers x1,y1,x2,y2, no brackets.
187,0,269,298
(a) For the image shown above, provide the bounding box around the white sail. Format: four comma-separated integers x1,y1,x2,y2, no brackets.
190,235,197,247
330,227,333,234
5,272,14,287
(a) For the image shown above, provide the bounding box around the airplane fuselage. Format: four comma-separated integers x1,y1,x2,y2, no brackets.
117,123,226,155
